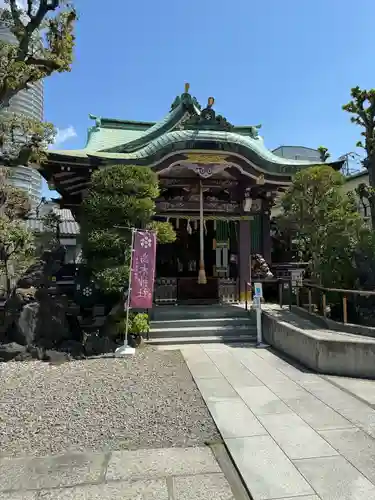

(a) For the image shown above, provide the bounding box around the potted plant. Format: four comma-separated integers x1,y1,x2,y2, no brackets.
128,313,149,348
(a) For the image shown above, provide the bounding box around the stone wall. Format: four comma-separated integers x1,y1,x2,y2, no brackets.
262,310,375,379
291,305,375,338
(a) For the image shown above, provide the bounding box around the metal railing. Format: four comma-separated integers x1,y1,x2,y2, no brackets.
296,281,375,324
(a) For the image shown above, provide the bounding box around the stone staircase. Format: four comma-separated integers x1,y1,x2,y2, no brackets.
147,304,257,346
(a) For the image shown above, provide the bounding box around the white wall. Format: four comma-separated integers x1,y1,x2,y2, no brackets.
272,146,321,162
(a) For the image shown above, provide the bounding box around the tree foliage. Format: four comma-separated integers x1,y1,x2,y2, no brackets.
81,165,176,294
0,167,34,295
0,215,34,294
317,146,330,162
0,0,76,107
34,207,61,252
0,166,30,217
343,86,375,228
0,112,55,165
0,0,76,166
280,165,365,288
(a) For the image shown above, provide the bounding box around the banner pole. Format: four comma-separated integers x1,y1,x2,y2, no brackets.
116,228,136,357
125,228,136,347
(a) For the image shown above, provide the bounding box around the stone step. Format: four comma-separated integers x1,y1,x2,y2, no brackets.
149,324,257,339
150,316,255,331
146,334,257,346
151,304,250,321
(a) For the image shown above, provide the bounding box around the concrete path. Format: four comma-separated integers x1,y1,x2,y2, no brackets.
0,446,238,499
181,343,375,500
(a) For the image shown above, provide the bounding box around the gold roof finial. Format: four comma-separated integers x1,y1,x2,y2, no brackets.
184,82,190,93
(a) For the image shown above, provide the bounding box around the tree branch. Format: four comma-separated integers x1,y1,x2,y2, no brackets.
26,55,61,71
27,0,33,17
17,0,60,61
9,0,24,35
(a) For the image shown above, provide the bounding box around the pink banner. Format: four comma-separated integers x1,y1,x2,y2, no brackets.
130,230,157,309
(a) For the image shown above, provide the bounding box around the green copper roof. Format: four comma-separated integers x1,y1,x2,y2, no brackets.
86,127,145,151
105,93,200,153
84,129,326,175
83,92,200,154
48,90,343,175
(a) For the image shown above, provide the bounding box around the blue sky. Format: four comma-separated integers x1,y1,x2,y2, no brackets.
44,0,375,196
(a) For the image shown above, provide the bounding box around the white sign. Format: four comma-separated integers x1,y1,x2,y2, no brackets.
254,282,263,298
253,296,261,309
291,269,303,287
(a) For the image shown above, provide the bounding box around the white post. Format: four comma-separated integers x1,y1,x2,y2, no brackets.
198,180,207,284
254,282,267,348
256,298,262,345
115,228,136,356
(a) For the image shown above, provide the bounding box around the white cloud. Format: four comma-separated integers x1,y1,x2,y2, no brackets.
53,125,77,147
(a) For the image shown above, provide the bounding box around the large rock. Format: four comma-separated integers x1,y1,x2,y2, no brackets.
1,245,74,350
0,342,27,362
17,246,66,288
4,289,71,348
16,302,39,345
84,334,117,357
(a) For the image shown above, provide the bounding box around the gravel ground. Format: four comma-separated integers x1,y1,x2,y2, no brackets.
0,348,220,458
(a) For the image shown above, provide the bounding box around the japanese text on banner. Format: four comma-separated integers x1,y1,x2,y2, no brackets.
129,230,156,309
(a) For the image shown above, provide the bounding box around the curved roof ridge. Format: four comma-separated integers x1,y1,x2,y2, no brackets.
102,93,200,154
82,129,343,175
90,130,322,166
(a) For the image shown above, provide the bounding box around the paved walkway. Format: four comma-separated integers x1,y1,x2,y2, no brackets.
181,343,375,500
0,446,237,499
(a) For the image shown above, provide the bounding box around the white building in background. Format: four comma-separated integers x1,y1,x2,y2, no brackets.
272,146,322,162
0,22,43,207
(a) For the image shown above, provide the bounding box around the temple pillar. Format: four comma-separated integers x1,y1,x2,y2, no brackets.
250,214,262,254
239,219,251,302
262,212,271,263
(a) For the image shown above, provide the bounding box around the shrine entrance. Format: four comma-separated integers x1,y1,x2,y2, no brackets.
155,218,240,304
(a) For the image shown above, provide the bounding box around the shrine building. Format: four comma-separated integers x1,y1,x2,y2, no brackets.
41,85,344,304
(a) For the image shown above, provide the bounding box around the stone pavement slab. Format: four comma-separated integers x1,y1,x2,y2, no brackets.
326,375,375,406
0,494,37,500
294,455,375,499
0,452,106,492
319,427,375,484
226,435,314,500
207,399,266,439
0,446,239,500
182,343,375,500
106,446,220,481
37,478,169,500
194,376,239,402
282,393,355,431
236,385,292,416
257,413,338,460
277,497,320,500
204,349,263,388
173,473,235,500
